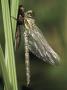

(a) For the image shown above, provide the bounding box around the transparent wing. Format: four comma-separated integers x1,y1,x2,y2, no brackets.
24,17,60,65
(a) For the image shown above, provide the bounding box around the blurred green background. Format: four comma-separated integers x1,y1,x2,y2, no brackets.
0,0,67,90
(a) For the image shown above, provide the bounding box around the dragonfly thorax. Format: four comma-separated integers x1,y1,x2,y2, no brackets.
24,17,35,31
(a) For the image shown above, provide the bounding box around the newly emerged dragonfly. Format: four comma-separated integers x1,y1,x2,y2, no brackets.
15,5,60,86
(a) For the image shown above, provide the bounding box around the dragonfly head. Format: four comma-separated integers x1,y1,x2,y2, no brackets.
18,5,24,17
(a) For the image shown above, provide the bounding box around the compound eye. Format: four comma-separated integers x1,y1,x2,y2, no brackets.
27,10,33,17
19,5,24,12
20,7,24,12
28,10,32,14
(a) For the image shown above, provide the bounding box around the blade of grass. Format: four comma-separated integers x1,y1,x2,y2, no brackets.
0,45,11,90
10,0,19,41
1,0,18,90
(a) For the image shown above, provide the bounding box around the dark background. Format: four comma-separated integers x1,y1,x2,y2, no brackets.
0,0,67,90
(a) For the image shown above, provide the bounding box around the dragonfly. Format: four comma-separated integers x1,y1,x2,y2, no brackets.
15,5,60,86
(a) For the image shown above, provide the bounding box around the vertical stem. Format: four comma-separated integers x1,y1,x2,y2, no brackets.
10,0,19,41
1,0,18,90
24,30,30,86
0,45,11,90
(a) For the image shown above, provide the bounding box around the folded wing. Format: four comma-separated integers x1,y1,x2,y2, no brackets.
24,17,60,65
